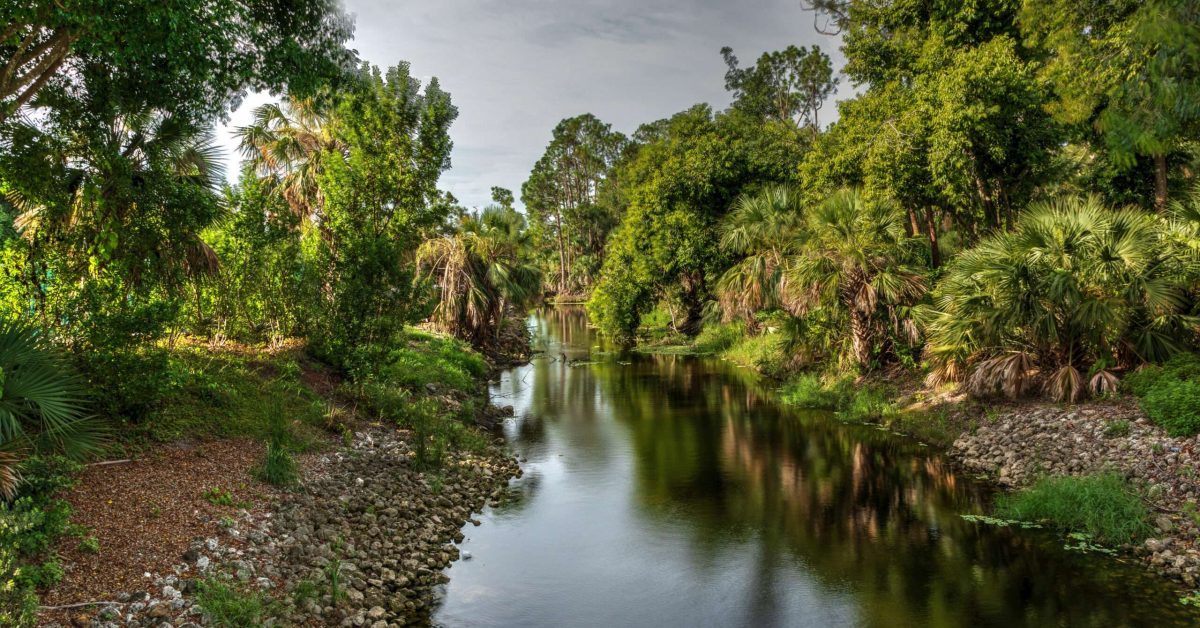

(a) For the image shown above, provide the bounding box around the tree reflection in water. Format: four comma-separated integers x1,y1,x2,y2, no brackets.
438,308,1199,628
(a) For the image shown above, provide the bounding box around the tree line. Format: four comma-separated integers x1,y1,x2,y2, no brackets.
510,0,1200,403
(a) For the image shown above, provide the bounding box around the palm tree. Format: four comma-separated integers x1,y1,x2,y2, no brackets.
715,185,805,323
234,96,342,226
417,206,542,348
0,321,103,498
922,195,1190,401
8,108,225,297
782,188,926,370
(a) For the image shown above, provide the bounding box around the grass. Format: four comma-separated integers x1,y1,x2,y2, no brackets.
253,403,299,487
142,341,331,448
194,578,270,626
994,473,1152,545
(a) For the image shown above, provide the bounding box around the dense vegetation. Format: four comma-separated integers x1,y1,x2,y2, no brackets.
0,0,1198,620
508,0,1200,416
0,3,545,620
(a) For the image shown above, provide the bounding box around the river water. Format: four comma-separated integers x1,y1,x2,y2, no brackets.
433,308,1200,627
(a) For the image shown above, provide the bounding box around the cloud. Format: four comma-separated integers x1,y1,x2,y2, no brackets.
214,0,851,210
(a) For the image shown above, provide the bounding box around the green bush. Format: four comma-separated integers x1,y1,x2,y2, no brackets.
692,321,745,354
781,373,853,410
1140,379,1200,437
1123,352,1200,398
995,473,1151,545
1118,353,1200,437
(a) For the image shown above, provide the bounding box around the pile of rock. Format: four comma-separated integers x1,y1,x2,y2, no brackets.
258,428,519,626
951,401,1200,586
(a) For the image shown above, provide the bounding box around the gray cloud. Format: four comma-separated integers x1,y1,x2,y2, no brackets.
215,0,851,210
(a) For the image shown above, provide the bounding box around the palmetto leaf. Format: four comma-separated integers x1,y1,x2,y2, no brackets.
0,321,105,494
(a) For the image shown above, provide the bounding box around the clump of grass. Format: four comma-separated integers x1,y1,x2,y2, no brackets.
841,386,899,423
194,578,269,626
253,402,298,487
376,331,487,395
720,332,786,376
994,473,1151,545
1102,419,1132,438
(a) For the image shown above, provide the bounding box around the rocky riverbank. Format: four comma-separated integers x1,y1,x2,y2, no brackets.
61,425,520,628
951,400,1200,587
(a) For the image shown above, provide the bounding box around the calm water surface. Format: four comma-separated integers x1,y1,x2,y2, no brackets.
433,308,1200,628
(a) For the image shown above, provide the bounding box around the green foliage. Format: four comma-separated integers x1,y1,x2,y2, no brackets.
374,332,487,395
692,321,747,355
0,322,102,497
1102,420,1132,438
781,373,855,410
254,405,298,487
1124,353,1200,398
922,196,1190,401
194,577,270,627
1140,380,1200,437
588,105,805,340
203,487,236,507
994,473,1152,545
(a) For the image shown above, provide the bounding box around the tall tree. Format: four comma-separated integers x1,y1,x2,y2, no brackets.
0,0,354,125
721,44,837,139
522,113,629,295
1023,0,1200,212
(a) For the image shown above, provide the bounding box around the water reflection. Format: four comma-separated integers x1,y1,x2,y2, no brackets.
433,308,1199,628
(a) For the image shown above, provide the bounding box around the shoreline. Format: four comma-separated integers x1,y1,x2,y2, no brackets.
38,337,526,627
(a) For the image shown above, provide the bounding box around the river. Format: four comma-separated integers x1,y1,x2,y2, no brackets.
432,308,1200,627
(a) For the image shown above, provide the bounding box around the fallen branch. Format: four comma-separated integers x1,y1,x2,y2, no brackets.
86,459,133,467
39,601,126,611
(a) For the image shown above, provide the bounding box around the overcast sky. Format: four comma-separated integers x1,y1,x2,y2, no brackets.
215,0,852,210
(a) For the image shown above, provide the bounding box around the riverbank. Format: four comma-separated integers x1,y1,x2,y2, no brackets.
33,329,524,627
634,323,1200,600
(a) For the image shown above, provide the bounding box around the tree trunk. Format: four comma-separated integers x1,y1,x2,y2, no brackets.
850,307,872,370
1155,153,1169,213
925,207,941,269
554,206,567,294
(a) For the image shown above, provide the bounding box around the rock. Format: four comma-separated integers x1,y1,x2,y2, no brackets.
367,606,386,620
1156,515,1175,533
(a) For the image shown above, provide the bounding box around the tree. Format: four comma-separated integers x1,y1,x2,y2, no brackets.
312,62,458,358
721,44,837,139
587,106,805,340
922,196,1191,401
782,189,925,370
1023,0,1200,212
235,95,343,227
418,206,541,348
522,113,628,295
715,185,805,322
0,99,225,347
0,0,354,125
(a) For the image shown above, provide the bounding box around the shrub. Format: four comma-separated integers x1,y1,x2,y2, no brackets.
1123,353,1200,398
995,473,1151,545
1140,379,1200,437
692,321,745,354
781,373,853,410
922,198,1188,401
721,332,786,377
